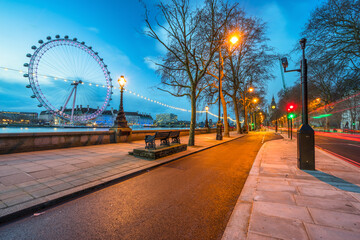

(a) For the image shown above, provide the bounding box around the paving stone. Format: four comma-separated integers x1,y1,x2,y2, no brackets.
69,179,88,187
295,195,359,214
2,193,34,207
352,202,360,212
253,202,313,223
23,183,48,193
22,165,49,173
50,182,73,192
28,169,59,179
0,173,34,186
0,201,6,209
298,187,356,201
309,208,360,232
0,166,21,177
247,232,281,240
249,212,309,240
254,191,296,205
43,179,66,187
0,189,26,200
305,223,360,240
257,183,297,193
29,187,56,198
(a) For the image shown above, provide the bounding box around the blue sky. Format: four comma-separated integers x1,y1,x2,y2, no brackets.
0,0,322,121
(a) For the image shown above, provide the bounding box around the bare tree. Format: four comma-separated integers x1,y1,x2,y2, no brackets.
144,0,235,146
303,0,360,71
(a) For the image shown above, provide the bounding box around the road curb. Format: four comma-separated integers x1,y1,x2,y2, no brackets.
0,134,245,225
221,138,270,240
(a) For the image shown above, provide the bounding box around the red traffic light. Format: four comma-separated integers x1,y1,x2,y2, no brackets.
286,103,296,112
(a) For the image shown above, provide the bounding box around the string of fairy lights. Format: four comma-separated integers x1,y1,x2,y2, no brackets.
0,66,241,123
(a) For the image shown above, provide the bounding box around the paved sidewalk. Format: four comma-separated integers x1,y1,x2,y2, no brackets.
222,135,360,240
0,132,243,223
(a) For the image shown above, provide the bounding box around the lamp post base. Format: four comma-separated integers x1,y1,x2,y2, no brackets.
216,121,223,140
110,125,132,143
297,124,315,170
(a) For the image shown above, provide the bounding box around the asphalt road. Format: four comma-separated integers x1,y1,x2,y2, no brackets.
0,132,281,240
315,135,360,165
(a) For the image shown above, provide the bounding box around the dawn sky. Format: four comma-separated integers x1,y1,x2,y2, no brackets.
0,0,322,121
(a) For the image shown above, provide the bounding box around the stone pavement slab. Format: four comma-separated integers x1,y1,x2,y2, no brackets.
222,136,360,240
0,132,243,223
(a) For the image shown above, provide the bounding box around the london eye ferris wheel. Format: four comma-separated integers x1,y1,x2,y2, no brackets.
24,35,113,123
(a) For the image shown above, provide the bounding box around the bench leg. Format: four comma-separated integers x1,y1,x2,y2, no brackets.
160,139,170,146
145,140,156,149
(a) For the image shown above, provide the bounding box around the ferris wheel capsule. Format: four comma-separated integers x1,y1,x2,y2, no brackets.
26,85,31,88
31,95,36,98
38,104,43,107
26,53,31,57
31,46,37,50
64,35,69,39
73,37,77,41
23,74,29,77
38,40,43,44
24,63,29,67
46,36,51,40
55,35,60,38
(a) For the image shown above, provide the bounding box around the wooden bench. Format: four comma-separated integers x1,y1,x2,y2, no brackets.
145,131,180,149
169,131,180,144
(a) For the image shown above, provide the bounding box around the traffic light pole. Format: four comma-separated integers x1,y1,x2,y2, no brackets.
296,39,315,170
282,38,315,170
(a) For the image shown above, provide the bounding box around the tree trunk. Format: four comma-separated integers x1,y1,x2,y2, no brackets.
220,86,229,137
188,90,196,146
233,97,241,133
244,105,248,132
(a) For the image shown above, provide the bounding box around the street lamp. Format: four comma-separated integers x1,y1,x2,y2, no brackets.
281,38,315,170
205,106,209,130
249,87,254,93
111,75,132,142
216,33,240,140
271,96,277,133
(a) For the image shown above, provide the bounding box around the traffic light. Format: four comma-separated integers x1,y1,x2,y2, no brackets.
286,103,296,119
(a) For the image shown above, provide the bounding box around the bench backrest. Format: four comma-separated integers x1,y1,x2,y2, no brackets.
169,131,180,138
154,131,171,139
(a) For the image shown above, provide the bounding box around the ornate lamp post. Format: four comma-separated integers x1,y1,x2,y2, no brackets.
111,76,132,142
205,106,209,130
281,38,315,170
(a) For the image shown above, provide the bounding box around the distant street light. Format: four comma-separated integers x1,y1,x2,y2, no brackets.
205,106,209,129
281,38,315,170
271,96,277,133
249,87,254,93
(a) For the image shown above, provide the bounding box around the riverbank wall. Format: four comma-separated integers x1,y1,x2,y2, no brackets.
0,129,218,154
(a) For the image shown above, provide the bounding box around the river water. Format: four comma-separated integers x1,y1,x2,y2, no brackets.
0,126,189,134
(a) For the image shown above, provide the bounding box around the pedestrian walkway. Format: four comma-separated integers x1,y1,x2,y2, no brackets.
222,135,360,240
0,132,243,222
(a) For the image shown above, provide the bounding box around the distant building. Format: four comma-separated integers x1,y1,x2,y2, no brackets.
0,111,38,125
155,113,178,125
39,106,153,126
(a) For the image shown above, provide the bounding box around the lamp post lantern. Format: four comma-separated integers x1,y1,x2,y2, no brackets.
111,75,132,142
281,38,315,170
